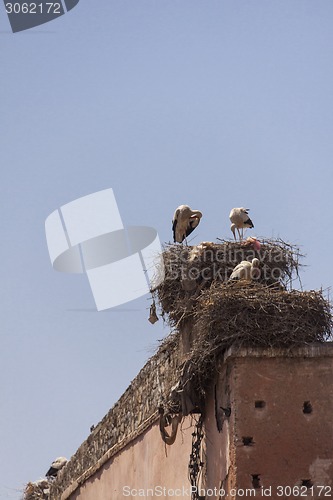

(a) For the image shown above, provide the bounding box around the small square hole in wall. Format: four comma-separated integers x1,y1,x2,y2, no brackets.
303,401,313,414
242,436,254,446
301,479,313,488
251,474,261,489
255,400,266,409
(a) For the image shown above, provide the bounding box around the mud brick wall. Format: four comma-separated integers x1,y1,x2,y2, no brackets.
50,340,181,499
49,342,333,499
208,343,333,496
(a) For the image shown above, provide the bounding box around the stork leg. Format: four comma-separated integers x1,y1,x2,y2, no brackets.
237,228,242,241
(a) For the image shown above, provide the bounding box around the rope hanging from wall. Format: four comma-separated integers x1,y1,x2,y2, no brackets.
188,414,205,500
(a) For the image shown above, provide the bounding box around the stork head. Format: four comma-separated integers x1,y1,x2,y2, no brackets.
190,210,203,219
230,223,237,240
251,258,260,280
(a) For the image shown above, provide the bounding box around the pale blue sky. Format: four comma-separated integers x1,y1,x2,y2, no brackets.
1,1,333,497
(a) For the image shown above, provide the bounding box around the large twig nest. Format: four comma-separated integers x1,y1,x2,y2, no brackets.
154,239,332,410
189,282,332,391
154,239,302,327
195,282,332,348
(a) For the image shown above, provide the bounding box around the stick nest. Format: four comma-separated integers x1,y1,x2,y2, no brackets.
23,481,50,500
153,239,332,412
196,282,332,348
187,282,333,393
154,238,302,327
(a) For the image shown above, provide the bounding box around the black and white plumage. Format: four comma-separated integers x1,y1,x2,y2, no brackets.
172,205,202,243
229,207,254,241
46,457,68,478
229,258,260,281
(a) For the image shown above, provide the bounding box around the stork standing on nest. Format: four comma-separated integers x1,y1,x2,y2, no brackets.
46,457,68,478
172,205,202,244
229,207,254,241
229,258,260,281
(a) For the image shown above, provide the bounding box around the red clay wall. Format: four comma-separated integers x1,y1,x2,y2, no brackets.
52,344,333,500
205,344,333,499
70,417,194,500
232,348,333,494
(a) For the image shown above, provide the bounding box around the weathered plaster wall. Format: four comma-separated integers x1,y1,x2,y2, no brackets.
204,360,234,496
231,345,333,492
205,344,333,499
51,343,333,500
50,339,182,499
70,417,194,500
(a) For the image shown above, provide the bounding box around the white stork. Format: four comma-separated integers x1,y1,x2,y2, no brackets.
172,205,202,244
46,457,68,478
229,207,254,241
229,258,260,281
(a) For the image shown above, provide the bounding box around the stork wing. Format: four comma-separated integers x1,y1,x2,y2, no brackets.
185,225,195,238
172,209,180,243
229,264,243,280
185,216,200,238
243,215,254,227
240,213,254,227
229,261,249,280
46,466,57,477
185,217,200,236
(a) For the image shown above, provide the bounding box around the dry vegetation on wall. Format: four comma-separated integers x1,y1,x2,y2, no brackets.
23,480,50,500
